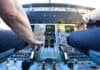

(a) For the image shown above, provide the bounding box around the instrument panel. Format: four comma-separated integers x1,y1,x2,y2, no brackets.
0,24,100,70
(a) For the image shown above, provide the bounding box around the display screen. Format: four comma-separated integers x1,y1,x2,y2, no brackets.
65,25,74,32
46,25,55,32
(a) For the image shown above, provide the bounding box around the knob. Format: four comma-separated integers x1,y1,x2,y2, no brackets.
22,60,32,70
67,62,74,70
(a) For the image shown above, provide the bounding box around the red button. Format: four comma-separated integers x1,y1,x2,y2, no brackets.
91,66,98,70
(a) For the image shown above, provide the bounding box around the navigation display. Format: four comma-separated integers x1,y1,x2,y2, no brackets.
65,25,74,32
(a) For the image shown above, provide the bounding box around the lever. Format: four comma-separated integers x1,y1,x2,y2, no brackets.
59,46,69,64
52,61,56,70
41,61,46,70
22,46,40,70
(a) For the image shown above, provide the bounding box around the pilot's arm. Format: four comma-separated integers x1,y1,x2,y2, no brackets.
67,9,100,65
0,0,43,46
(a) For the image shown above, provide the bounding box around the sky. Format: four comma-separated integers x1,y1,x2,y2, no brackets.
18,0,100,8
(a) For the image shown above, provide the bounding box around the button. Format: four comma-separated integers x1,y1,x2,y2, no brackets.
91,66,98,70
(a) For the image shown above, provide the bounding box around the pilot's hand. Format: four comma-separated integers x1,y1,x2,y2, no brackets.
31,40,44,47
